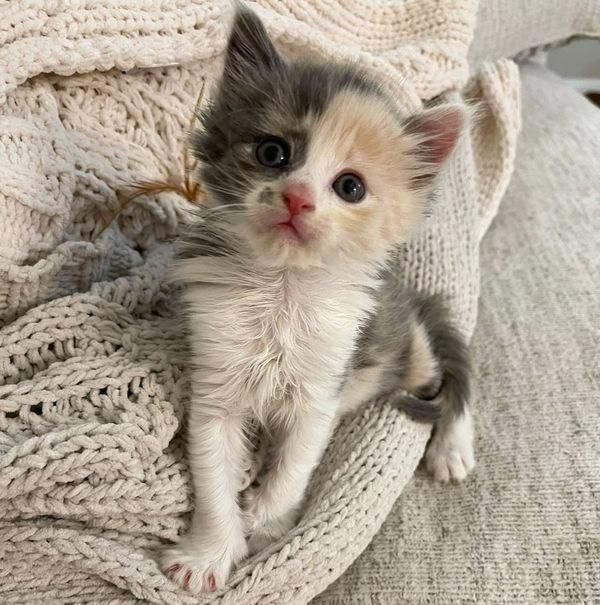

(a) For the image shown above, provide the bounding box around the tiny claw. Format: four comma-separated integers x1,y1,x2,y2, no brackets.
183,569,192,591
166,564,181,577
207,572,217,592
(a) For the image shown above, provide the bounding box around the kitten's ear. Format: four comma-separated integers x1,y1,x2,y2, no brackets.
223,6,284,83
404,105,466,191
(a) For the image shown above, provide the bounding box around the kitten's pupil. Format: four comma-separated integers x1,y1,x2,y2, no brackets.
256,137,290,168
333,173,366,203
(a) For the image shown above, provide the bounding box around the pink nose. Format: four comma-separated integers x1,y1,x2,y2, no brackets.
282,183,315,216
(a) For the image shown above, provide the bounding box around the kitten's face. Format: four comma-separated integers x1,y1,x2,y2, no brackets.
219,88,423,268
194,8,463,269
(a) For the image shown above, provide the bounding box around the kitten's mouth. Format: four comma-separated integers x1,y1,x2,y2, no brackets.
274,217,307,242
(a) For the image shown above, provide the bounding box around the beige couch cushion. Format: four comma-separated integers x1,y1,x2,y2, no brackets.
315,62,600,605
469,0,600,65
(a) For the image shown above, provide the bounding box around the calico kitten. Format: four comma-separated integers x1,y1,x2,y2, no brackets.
162,6,474,594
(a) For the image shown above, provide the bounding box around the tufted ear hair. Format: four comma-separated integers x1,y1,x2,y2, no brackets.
404,105,466,191
222,5,284,86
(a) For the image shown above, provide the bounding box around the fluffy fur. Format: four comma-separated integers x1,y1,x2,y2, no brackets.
162,6,474,594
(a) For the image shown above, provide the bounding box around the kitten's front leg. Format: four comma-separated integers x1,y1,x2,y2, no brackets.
161,406,248,594
243,404,336,553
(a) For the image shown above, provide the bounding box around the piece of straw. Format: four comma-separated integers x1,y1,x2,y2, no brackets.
97,79,207,238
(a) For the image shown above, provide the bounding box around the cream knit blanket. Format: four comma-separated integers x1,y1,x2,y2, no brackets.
0,1,520,603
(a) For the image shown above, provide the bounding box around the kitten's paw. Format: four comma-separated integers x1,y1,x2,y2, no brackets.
162,549,226,594
425,438,475,482
242,486,297,554
246,511,296,554
161,539,247,594
425,411,475,483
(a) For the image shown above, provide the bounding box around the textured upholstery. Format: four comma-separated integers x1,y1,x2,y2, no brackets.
469,0,600,65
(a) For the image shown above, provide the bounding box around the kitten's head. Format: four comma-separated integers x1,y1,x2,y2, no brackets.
193,6,464,269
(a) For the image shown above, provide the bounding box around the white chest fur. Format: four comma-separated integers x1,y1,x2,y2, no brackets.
178,256,378,425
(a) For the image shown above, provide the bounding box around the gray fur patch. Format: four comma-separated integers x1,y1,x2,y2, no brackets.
175,212,239,260
192,6,385,209
349,266,469,423
257,186,276,205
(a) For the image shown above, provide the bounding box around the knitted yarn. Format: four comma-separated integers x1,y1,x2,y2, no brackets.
0,1,520,603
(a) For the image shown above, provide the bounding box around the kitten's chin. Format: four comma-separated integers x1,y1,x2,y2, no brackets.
254,237,328,270
240,220,389,271
242,224,330,270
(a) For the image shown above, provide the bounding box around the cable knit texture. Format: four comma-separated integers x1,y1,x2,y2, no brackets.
0,1,523,603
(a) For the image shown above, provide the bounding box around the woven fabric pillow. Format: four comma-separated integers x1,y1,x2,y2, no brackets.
0,2,519,603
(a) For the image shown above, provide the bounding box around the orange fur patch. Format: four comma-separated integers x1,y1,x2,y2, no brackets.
403,322,440,391
307,89,425,257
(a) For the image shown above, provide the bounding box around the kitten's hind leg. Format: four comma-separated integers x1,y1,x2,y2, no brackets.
412,296,475,482
388,295,475,482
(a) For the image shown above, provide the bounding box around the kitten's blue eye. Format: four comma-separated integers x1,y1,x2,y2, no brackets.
256,137,290,168
333,173,366,203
